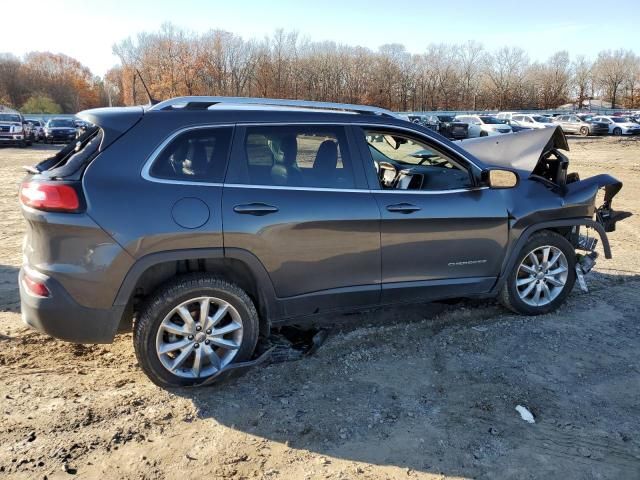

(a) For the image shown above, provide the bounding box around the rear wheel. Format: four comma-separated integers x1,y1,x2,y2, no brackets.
579,126,589,137
499,231,576,315
480,130,488,137
613,127,622,136
133,274,259,388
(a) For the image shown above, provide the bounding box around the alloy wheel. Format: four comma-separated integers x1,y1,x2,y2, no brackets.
155,296,243,378
516,245,569,307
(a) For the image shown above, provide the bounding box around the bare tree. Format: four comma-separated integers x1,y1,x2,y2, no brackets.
593,49,634,108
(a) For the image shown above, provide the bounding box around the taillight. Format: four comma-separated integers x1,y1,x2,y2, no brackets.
23,274,50,297
20,182,80,212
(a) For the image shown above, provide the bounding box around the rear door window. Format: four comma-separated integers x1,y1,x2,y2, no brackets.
148,127,233,183
227,125,356,189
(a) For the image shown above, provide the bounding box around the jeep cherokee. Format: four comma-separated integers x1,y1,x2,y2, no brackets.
19,96,624,387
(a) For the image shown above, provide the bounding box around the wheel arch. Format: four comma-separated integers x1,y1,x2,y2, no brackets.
491,218,611,294
113,248,278,338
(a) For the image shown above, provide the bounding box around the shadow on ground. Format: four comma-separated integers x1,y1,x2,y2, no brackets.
0,264,20,311
169,271,640,478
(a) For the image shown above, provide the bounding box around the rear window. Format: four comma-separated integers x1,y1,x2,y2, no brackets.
148,127,233,183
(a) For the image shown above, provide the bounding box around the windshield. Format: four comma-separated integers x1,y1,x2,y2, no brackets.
532,115,552,123
478,116,503,124
437,115,455,122
0,114,21,123
48,119,75,128
611,118,628,123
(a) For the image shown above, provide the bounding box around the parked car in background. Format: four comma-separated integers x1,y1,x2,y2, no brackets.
0,111,27,147
496,112,518,121
511,114,555,129
25,120,44,142
553,114,609,136
428,114,469,140
454,114,512,137
503,119,534,133
591,116,640,136
44,118,78,144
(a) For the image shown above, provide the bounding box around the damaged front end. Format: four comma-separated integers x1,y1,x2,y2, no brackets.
460,127,629,291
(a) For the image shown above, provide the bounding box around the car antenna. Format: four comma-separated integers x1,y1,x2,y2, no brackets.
135,69,159,106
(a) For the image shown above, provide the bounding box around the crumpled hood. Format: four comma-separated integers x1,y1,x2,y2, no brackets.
459,126,569,175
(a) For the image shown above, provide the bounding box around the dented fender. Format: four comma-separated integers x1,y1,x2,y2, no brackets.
564,174,622,209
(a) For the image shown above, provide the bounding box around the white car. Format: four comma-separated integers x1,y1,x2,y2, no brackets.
511,114,556,129
496,112,519,121
590,116,640,136
454,114,512,137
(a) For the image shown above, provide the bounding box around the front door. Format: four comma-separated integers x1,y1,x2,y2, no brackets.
354,125,509,303
223,124,381,317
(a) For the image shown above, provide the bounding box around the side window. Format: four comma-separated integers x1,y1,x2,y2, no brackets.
233,125,355,189
513,115,523,121
149,127,232,183
362,129,472,191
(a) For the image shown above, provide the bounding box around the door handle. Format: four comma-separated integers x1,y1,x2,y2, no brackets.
386,203,421,214
233,203,279,215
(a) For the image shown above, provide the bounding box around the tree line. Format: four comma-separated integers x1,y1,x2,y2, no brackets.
2,24,639,114
0,52,109,113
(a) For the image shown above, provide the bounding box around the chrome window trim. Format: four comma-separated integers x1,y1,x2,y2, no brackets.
224,183,488,195
141,121,483,192
141,124,234,185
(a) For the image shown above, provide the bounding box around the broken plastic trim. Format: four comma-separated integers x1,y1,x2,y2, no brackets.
190,326,330,387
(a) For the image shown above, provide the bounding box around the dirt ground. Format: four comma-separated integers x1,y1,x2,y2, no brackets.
1,137,639,480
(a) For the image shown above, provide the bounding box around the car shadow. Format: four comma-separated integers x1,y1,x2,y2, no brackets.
0,264,20,311
170,270,640,478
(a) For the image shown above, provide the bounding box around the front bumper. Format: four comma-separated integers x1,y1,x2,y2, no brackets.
19,267,124,344
0,134,25,144
45,132,76,142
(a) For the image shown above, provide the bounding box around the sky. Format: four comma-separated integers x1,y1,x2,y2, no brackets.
2,0,639,77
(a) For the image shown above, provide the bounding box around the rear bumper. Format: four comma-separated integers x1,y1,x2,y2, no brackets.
19,267,124,344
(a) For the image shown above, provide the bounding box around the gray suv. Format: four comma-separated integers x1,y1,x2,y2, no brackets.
19,97,624,387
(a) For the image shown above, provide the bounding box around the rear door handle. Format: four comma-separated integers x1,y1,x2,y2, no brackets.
233,203,279,216
386,203,421,214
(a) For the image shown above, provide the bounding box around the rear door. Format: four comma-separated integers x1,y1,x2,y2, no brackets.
353,125,509,303
222,123,381,318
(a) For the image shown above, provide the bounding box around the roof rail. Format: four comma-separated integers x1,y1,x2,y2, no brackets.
148,96,398,118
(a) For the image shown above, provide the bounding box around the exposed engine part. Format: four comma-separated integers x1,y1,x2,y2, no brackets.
575,251,598,293
578,251,598,274
575,266,589,293
577,233,598,252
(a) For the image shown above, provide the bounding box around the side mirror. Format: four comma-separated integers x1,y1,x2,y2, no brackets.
483,168,519,189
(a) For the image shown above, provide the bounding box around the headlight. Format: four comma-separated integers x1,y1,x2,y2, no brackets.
12,126,23,133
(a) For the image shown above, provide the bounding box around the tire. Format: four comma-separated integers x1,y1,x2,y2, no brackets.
499,230,576,316
480,130,488,137
613,127,622,136
133,274,260,388
579,126,589,137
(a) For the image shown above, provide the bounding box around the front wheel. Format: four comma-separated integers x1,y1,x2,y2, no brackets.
613,127,622,136
134,274,259,388
499,231,576,315
580,126,589,137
